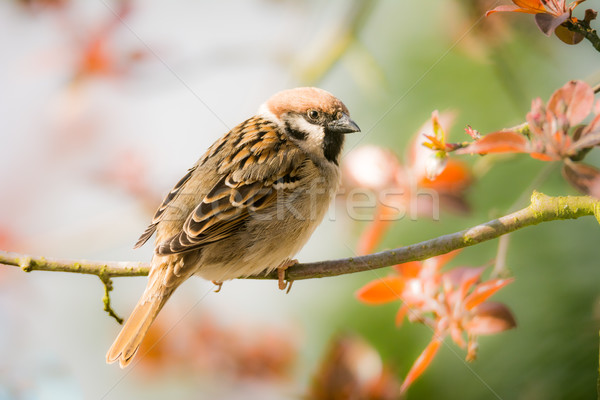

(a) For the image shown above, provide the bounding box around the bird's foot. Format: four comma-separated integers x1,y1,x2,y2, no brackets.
277,259,298,294
212,280,223,293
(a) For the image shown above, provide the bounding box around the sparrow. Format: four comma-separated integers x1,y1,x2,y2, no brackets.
106,87,360,368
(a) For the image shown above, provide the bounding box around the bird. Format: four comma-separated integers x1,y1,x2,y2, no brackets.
106,87,360,368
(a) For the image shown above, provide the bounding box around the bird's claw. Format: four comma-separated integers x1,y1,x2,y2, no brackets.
277,259,298,293
212,280,223,293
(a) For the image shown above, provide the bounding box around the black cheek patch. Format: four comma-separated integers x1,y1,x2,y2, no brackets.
322,129,344,165
285,121,308,141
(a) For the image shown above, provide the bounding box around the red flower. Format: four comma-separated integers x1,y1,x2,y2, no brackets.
356,251,516,393
486,0,587,44
526,80,600,160
457,80,600,197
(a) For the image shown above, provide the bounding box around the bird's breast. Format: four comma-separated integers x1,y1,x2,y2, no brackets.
195,168,340,281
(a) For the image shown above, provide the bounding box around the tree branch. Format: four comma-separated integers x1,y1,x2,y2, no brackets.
0,254,150,277
1,192,598,284
565,18,600,52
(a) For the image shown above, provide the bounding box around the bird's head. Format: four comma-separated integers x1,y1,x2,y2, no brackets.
259,87,360,165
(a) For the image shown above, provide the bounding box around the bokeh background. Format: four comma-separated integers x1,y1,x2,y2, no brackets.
1,0,600,399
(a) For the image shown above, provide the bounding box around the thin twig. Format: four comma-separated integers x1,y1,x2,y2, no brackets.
99,276,123,324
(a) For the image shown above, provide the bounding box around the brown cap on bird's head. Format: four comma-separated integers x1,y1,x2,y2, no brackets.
264,87,350,120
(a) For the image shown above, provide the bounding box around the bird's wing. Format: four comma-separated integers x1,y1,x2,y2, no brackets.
133,165,198,249
134,116,274,249
154,117,307,255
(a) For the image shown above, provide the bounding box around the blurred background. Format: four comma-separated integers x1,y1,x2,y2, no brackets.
1,0,599,399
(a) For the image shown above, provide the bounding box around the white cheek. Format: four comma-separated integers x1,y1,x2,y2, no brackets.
290,115,325,155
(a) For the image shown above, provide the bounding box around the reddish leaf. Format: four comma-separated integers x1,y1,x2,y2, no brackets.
570,131,600,152
464,278,514,310
529,152,557,161
466,338,479,362
467,302,517,335
400,336,443,394
450,321,466,349
583,113,600,136
513,0,546,12
534,12,569,36
548,80,594,126
356,219,392,256
486,0,546,16
486,5,523,16
356,276,405,305
446,267,487,301
456,131,529,155
395,305,409,327
431,249,463,270
562,161,600,198
356,205,398,255
419,159,472,191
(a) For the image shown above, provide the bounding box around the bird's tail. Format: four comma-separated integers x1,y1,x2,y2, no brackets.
106,283,173,368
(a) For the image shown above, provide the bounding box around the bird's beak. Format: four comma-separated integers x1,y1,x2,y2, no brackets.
327,114,361,134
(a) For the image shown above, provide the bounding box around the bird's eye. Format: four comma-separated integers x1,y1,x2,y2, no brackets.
307,109,320,120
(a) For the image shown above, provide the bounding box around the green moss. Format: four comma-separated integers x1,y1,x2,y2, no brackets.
462,235,476,246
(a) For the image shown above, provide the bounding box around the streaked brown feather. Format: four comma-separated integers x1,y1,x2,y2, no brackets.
231,147,251,164
153,117,307,256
